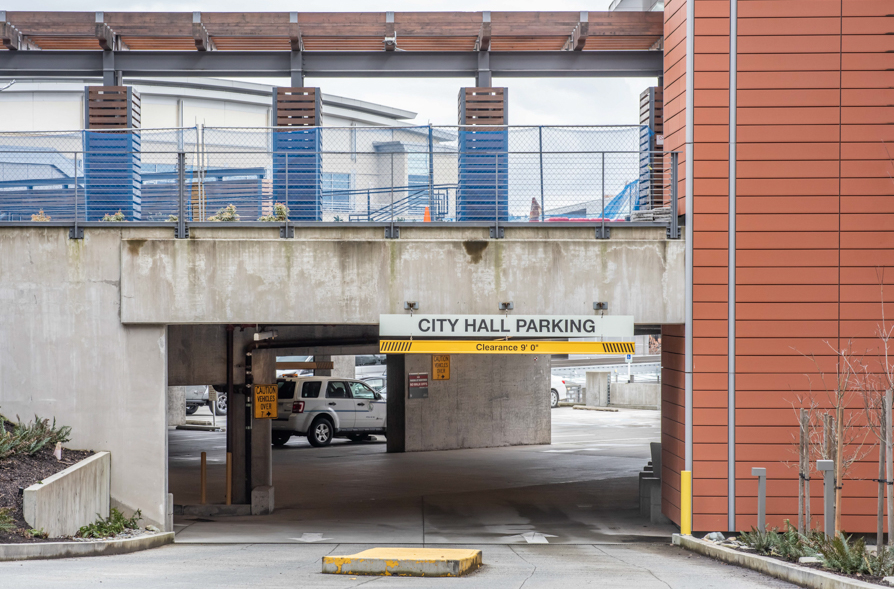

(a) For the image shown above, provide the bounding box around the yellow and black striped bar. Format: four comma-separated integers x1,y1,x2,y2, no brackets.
379,340,635,355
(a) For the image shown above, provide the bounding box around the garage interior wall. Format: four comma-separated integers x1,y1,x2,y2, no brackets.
403,354,550,452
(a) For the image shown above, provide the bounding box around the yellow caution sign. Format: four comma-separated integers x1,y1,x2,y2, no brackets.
380,340,635,355
433,355,450,380
253,384,278,419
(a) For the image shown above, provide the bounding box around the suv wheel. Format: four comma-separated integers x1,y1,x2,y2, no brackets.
186,405,199,416
550,389,559,409
213,393,227,416
272,432,291,447
308,418,333,447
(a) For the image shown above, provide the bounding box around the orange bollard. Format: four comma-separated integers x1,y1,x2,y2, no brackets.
424,206,431,222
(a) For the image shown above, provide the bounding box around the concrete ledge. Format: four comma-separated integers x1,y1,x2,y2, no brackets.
573,406,619,412
673,534,880,589
173,504,251,517
323,548,482,577
0,532,173,562
23,451,110,538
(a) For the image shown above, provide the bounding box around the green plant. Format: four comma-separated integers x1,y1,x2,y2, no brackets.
258,202,289,222
738,527,777,555
0,413,72,460
772,521,816,562
865,546,894,577
208,204,239,222
814,533,867,575
100,210,126,222
333,215,343,222
31,209,51,221
25,528,47,539
166,214,178,222
0,508,14,533
76,508,142,539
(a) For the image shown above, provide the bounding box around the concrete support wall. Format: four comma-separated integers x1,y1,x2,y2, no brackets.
610,382,660,409
23,452,111,538
120,226,684,325
0,228,169,529
404,354,550,452
250,349,274,514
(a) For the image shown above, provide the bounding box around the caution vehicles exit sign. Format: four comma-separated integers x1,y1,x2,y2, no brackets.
253,384,278,419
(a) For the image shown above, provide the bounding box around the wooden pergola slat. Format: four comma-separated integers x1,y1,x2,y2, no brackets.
0,10,662,52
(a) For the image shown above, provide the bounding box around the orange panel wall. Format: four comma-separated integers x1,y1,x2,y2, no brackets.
663,0,894,533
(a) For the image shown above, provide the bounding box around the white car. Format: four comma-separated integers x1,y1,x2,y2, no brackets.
272,377,386,447
550,375,567,409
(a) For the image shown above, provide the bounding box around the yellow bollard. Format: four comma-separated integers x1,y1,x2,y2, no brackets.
681,470,692,535
225,452,232,506
200,451,207,505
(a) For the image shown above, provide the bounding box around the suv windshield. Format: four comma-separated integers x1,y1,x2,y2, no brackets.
349,382,376,399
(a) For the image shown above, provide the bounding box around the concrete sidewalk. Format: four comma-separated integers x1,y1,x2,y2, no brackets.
0,542,797,588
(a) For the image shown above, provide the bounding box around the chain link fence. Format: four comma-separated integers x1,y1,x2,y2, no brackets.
0,126,677,228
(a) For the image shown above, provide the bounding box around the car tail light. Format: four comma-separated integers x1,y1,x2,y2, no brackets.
562,380,566,384
292,401,305,413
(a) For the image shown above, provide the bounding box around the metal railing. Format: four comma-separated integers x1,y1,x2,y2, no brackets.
0,125,680,239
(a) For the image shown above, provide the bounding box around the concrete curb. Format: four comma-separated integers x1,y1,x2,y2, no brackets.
572,406,619,412
0,532,174,562
174,504,251,517
672,534,880,589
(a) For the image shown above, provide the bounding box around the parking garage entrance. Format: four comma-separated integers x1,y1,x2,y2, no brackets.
166,323,674,544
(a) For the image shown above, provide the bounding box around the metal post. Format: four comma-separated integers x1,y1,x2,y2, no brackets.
681,470,692,535
597,152,608,239
385,153,397,238
818,459,835,538
752,467,766,531
281,153,292,238
176,152,187,239
200,451,207,505
428,125,434,215
70,152,83,239
538,126,544,222
367,189,371,222
669,151,679,239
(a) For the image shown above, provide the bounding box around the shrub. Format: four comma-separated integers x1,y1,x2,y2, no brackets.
0,413,72,460
31,210,51,221
0,508,14,533
258,202,289,222
814,533,867,575
77,508,142,539
100,210,126,222
208,204,239,222
166,214,178,222
738,527,777,555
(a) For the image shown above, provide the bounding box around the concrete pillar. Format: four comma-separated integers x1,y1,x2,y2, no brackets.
166,386,186,427
250,348,275,515
332,355,355,378
315,354,332,376
386,354,406,453
585,371,611,407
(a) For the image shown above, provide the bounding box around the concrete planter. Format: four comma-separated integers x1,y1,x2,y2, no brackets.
673,534,881,589
23,451,110,538
0,532,173,562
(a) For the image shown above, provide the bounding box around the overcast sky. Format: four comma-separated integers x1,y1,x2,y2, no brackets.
9,0,658,125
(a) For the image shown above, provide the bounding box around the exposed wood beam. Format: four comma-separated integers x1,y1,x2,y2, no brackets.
563,11,589,51
192,12,214,51
288,12,303,52
0,12,26,50
384,11,396,51
95,12,127,51
475,11,491,51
